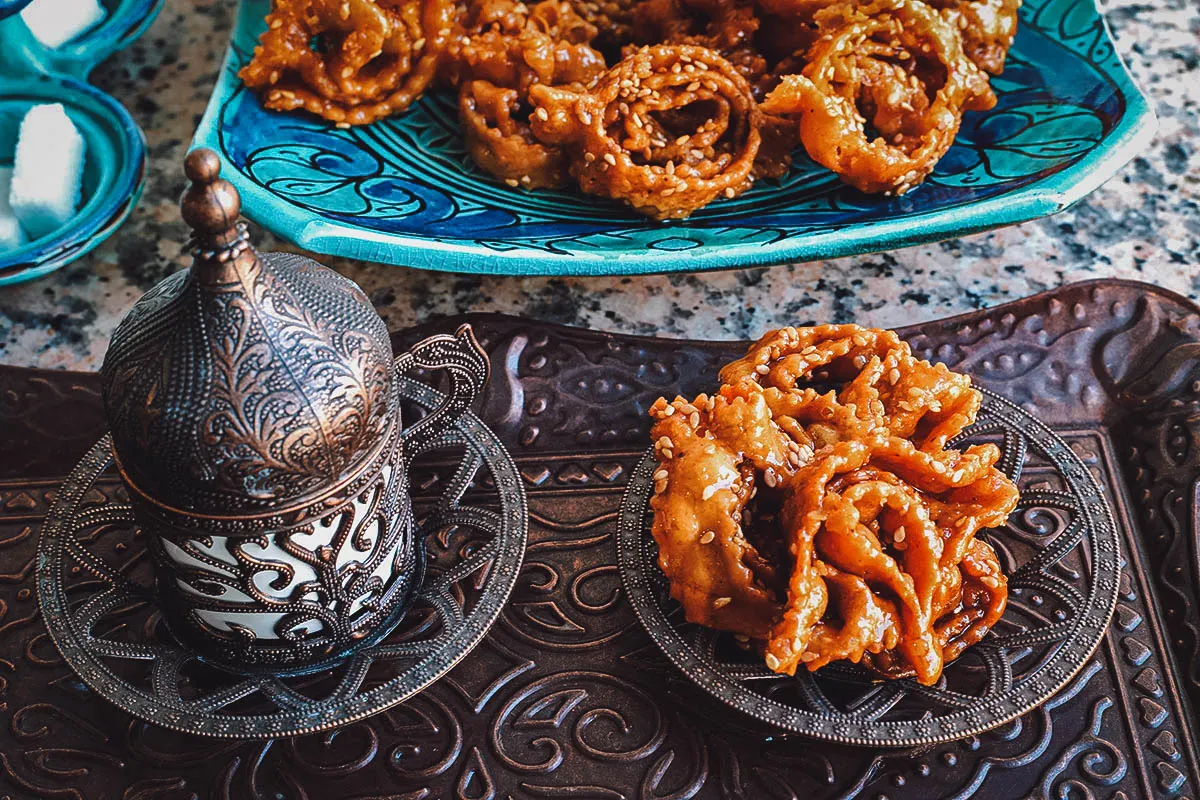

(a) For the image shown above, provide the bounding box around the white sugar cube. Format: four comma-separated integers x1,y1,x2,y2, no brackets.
10,104,86,241
21,0,107,49
0,168,28,251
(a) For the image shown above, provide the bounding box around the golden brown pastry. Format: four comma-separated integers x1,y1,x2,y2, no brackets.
631,0,765,83
760,0,995,195
568,0,640,46
446,0,606,186
446,0,606,91
648,324,1018,685
240,0,1022,209
926,0,1021,74
530,44,762,218
459,79,572,187
239,0,456,125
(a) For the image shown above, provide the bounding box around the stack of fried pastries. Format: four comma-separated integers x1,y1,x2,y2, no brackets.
240,0,1021,218
647,325,1019,685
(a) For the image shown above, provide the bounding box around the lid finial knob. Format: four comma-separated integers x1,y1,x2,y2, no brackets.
181,148,242,244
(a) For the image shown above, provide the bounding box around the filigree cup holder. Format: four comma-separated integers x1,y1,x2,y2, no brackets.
35,367,529,738
94,147,514,677
141,327,496,676
33,149,528,736
617,389,1122,748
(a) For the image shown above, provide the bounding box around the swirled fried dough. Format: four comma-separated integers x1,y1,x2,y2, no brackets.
240,0,456,125
447,0,605,186
568,0,640,45
446,0,606,91
648,387,800,638
648,325,1018,685
632,0,765,83
242,0,1020,210
760,0,995,195
530,44,761,218
459,79,572,187
926,0,1021,74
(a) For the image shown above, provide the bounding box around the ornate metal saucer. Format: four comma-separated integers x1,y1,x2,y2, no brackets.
35,373,528,739
617,389,1121,748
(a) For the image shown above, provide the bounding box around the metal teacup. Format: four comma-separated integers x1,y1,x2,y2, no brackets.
100,150,489,674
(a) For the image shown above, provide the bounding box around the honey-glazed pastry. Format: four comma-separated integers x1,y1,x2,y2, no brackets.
647,324,1019,686
926,0,1021,74
448,0,605,185
240,0,456,125
459,79,572,187
446,0,606,91
761,0,995,195
530,44,762,218
240,0,1021,209
631,0,766,84
568,0,640,45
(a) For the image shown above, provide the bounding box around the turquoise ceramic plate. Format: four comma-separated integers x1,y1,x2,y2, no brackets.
193,0,1156,276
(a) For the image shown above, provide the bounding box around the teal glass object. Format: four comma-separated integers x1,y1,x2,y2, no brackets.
0,0,162,285
0,74,146,286
194,0,1157,276
0,0,164,80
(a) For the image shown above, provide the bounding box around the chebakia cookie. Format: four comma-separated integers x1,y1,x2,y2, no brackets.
760,0,994,195
647,325,1018,685
240,0,456,125
241,0,1020,213
529,44,761,218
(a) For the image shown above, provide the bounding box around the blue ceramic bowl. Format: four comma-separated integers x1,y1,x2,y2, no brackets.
0,74,146,286
0,0,160,285
195,0,1157,276
0,0,165,79
0,0,32,19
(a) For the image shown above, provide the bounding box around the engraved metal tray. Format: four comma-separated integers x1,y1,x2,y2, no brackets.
1,279,1199,798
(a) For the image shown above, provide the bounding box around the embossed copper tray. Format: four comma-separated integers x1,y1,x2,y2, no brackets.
2,278,1199,798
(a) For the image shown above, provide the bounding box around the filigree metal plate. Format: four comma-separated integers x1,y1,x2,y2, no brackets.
618,389,1121,747
35,375,527,739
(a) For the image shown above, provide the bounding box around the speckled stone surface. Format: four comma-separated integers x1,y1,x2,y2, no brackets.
0,0,1195,370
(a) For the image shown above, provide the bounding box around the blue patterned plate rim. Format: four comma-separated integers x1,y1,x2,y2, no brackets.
193,0,1157,276
0,74,147,286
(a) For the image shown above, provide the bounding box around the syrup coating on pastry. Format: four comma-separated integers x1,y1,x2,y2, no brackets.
241,0,1020,211
648,324,1018,685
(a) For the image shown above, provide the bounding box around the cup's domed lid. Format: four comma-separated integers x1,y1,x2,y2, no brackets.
100,150,396,518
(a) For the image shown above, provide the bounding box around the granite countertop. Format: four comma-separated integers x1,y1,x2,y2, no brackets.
0,0,1196,371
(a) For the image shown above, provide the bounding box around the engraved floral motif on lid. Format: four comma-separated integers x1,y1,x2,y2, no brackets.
100,149,395,516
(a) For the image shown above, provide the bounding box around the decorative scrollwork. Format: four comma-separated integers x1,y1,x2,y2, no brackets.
102,249,396,516
490,671,668,773
6,294,1200,797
